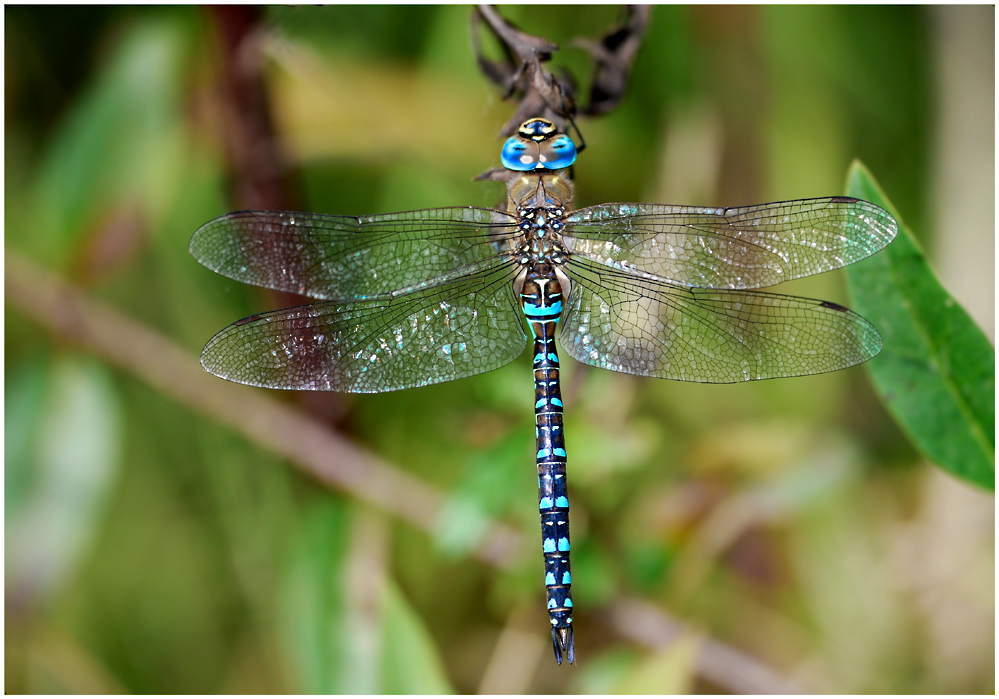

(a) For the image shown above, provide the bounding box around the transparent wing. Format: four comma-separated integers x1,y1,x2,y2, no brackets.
201,259,527,392
190,207,520,300
560,258,882,383
562,197,896,289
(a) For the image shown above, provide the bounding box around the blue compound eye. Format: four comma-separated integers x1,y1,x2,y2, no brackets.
502,137,541,171
538,135,577,170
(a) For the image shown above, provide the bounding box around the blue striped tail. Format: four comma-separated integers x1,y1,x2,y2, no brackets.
520,262,574,665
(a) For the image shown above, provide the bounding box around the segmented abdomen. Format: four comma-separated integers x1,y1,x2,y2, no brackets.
520,263,574,665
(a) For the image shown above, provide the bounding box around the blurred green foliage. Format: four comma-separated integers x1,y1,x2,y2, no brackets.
6,5,993,694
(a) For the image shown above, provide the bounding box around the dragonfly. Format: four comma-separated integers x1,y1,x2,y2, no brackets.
191,117,897,665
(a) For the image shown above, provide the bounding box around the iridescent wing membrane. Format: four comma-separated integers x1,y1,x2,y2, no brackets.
558,197,897,382
192,197,896,390
190,208,529,392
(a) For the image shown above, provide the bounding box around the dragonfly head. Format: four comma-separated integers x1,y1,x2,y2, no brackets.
501,118,577,172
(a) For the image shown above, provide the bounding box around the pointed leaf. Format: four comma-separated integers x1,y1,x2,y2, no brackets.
844,162,994,489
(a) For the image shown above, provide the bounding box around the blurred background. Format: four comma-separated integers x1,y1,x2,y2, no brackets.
5,5,993,693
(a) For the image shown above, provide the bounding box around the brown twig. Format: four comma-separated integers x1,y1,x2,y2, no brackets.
208,8,344,423
573,6,651,115
473,5,651,139
6,249,809,694
473,5,577,138
610,598,807,694
5,250,521,569
209,6,295,212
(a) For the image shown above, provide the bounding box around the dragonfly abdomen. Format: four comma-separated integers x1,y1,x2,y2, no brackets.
521,263,574,665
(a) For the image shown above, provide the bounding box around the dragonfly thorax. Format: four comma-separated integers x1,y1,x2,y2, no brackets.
516,206,569,265
506,172,573,211
508,172,573,267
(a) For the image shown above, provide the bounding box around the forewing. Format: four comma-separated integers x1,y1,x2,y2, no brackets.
563,197,896,289
560,259,882,383
190,207,520,299
201,260,527,392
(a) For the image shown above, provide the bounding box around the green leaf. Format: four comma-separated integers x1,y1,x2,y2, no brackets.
25,15,191,265
434,429,526,557
844,162,995,489
379,581,454,694
281,504,453,693
280,501,351,694
4,357,122,601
